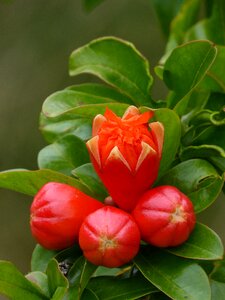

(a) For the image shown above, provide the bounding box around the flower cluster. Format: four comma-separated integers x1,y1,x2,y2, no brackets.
30,106,196,268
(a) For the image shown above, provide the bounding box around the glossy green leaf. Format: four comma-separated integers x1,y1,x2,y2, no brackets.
65,256,97,300
163,40,217,108
51,287,68,300
31,244,57,273
38,135,90,176
72,163,108,201
0,261,48,300
42,84,132,119
43,101,129,119
168,222,224,260
189,109,225,127
26,272,50,298
69,37,153,106
187,125,225,149
0,169,91,196
158,159,224,212
200,46,225,93
211,280,225,300
174,89,210,118
40,113,92,143
180,144,225,161
46,259,68,298
67,83,133,104
185,1,225,45
134,248,211,300
42,89,112,118
86,274,157,300
153,108,181,177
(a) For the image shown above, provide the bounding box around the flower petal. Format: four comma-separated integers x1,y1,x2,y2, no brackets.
122,106,139,119
86,136,101,168
149,121,164,157
92,114,107,136
106,146,131,171
136,142,157,171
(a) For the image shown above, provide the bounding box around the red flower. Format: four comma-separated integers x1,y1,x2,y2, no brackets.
86,106,164,211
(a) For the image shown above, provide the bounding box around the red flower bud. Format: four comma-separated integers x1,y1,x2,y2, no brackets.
79,206,141,268
30,182,103,250
86,106,164,212
132,186,196,247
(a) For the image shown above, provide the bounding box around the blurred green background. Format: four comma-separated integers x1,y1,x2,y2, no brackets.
0,0,224,283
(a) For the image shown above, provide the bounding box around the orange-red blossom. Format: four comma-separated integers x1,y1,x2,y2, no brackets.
86,106,164,212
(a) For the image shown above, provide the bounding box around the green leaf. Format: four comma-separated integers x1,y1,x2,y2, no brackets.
43,101,129,119
69,37,153,106
51,287,68,300
180,144,225,161
38,135,90,176
26,272,50,298
0,169,91,196
72,163,108,201
65,256,97,300
40,113,92,143
152,108,181,177
31,244,57,273
200,46,225,93
174,89,210,118
158,159,224,213
134,247,211,300
189,109,225,127
166,0,201,52
0,261,48,300
168,222,224,260
46,259,68,298
184,125,225,149
42,84,132,119
67,83,133,104
185,1,225,45
163,40,217,108
211,280,225,300
86,274,157,300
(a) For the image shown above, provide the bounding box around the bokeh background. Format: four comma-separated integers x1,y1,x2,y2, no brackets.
0,0,224,285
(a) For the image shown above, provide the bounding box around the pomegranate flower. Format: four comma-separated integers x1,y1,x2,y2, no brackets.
86,106,164,211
